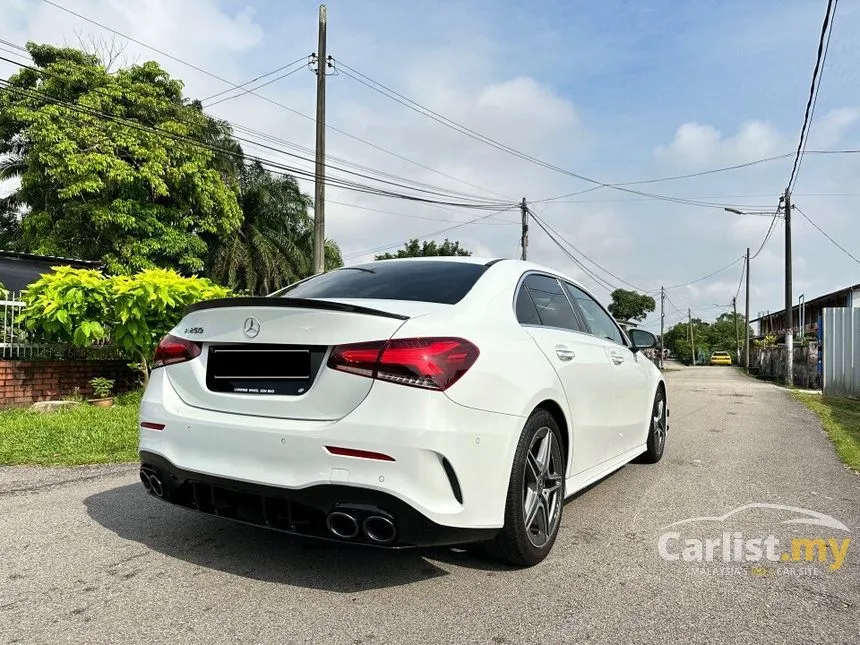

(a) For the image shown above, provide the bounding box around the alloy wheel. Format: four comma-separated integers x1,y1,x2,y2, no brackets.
652,396,666,453
522,426,564,548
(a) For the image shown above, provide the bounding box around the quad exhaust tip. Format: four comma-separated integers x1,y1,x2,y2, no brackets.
326,511,359,539
363,515,396,544
139,468,164,498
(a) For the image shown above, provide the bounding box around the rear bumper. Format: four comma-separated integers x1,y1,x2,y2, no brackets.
139,451,497,548
138,368,524,536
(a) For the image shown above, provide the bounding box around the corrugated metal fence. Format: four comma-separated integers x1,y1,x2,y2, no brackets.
822,307,860,397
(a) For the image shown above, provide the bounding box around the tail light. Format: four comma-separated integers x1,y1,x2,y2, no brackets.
152,334,202,369
327,337,479,391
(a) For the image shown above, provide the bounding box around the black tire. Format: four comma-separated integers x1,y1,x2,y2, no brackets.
483,408,566,567
639,387,667,464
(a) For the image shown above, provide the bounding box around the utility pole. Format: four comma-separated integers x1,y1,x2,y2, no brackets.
688,308,696,366
744,247,750,373
659,286,665,369
312,4,328,276
733,296,739,363
520,197,528,261
784,188,793,387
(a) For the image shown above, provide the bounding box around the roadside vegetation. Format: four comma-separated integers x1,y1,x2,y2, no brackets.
793,392,860,473
0,390,141,466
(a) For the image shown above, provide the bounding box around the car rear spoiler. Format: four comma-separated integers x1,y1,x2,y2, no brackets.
184,297,410,321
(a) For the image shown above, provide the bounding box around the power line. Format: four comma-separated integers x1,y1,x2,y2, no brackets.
733,259,746,302
794,206,860,264
326,198,517,226
661,256,745,292
199,56,310,103
0,55,513,207
342,206,519,259
527,208,646,292
787,0,838,191
36,1,511,202
750,208,782,260
536,154,797,202
526,213,618,293
0,76,514,210
203,62,309,108
332,58,780,212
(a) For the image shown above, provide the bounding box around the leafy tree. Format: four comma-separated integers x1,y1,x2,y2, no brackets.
607,289,656,322
375,238,471,260
0,42,242,275
206,160,342,295
662,312,753,364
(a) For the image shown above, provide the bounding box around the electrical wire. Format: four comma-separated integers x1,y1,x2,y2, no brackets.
733,259,746,302
326,198,517,226
794,206,860,264
342,206,519,259
204,63,308,108
333,58,784,212
525,213,618,293
0,77,515,210
0,56,514,207
35,1,511,201
661,256,745,292
787,0,838,191
199,55,310,103
527,208,646,292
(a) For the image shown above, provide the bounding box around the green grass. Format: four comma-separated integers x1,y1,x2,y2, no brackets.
0,390,142,466
793,392,860,473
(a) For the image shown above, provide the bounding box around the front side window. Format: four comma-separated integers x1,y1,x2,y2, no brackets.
563,283,625,345
517,274,582,332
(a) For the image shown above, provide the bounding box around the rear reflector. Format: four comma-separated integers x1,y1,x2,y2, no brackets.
152,334,202,369
140,422,165,431
327,337,479,391
325,446,396,462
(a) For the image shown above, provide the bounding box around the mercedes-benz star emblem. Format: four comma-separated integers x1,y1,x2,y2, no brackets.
243,317,261,338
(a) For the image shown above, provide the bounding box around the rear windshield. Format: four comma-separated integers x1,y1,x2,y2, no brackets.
275,260,488,305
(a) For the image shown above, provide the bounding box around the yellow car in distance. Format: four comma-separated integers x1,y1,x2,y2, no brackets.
710,351,732,366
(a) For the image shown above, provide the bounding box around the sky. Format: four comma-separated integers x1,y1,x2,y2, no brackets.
2,0,859,334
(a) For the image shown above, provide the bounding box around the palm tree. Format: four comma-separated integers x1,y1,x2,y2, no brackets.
208,161,342,295
0,141,27,249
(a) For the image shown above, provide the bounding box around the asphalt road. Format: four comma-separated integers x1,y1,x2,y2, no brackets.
2,366,858,645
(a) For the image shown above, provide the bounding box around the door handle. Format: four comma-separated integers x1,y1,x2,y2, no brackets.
610,352,625,365
555,346,575,361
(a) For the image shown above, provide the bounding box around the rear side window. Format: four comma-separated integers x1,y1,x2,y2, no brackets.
517,274,583,332
275,261,487,304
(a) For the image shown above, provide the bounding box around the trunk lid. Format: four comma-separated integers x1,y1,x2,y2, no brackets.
163,298,446,421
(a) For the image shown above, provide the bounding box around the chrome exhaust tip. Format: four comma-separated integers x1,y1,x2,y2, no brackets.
326,511,359,539
148,473,164,498
363,515,396,544
139,470,152,492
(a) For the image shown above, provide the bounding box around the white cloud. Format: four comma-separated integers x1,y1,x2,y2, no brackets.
807,107,860,148
655,120,782,168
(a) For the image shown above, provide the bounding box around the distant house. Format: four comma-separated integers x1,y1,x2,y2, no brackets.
0,250,102,293
751,281,860,339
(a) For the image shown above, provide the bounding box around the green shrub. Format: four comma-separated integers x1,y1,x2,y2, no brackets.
20,267,231,383
19,266,110,346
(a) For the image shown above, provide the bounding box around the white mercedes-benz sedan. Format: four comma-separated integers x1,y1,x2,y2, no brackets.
138,256,668,566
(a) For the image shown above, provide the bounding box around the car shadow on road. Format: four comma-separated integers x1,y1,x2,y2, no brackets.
84,483,513,592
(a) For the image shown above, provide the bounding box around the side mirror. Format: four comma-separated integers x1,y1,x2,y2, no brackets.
629,328,658,353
